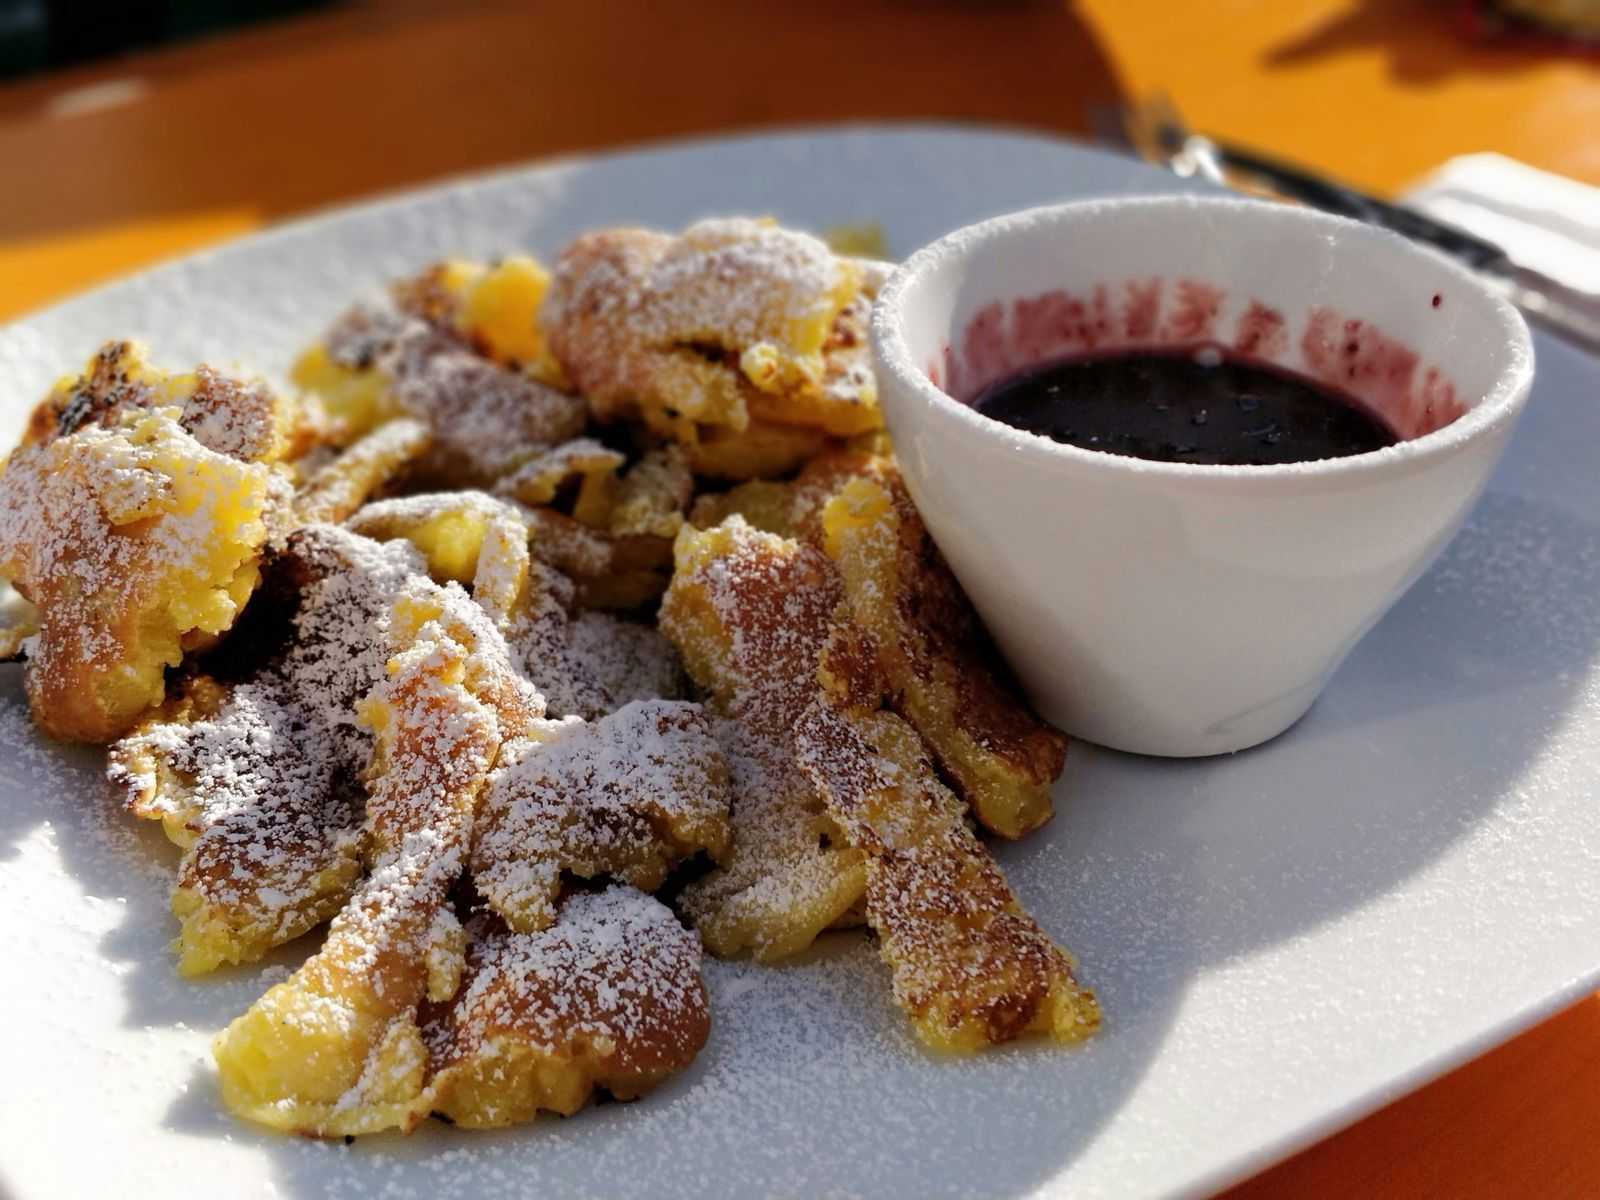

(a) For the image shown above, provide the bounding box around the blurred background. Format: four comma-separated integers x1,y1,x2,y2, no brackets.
0,1,1597,1196
1,0,1596,322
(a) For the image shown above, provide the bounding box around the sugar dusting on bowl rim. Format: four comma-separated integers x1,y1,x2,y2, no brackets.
871,194,1537,484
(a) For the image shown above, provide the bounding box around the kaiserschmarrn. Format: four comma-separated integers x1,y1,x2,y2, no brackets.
0,214,1096,1141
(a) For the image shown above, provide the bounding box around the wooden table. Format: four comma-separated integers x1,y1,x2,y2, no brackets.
2,2,1596,1193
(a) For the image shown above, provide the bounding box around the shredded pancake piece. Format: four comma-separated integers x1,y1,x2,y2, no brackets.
22,341,323,466
107,525,424,974
393,349,587,488
0,405,274,742
393,255,569,388
294,303,585,487
494,437,626,513
293,417,432,525
609,444,694,539
658,517,866,960
521,504,676,611
794,692,1100,1052
472,699,732,932
211,574,540,1137
686,448,877,542
347,491,682,716
345,490,531,626
543,218,880,479
817,464,1066,838
681,418,831,483
501,555,683,719
421,886,710,1126
568,610,685,708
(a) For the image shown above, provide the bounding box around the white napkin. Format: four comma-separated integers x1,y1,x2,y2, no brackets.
1403,153,1600,299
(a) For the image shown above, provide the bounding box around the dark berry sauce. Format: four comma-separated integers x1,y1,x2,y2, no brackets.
972,347,1399,466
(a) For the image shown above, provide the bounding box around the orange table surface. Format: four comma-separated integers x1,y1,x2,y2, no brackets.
2,2,1597,1194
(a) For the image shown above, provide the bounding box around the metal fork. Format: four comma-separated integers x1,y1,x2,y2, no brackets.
1091,94,1600,354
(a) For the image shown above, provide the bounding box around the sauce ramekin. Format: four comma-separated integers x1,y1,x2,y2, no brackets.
871,196,1535,757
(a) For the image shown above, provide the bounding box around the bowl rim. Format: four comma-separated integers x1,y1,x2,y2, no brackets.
871,194,1536,483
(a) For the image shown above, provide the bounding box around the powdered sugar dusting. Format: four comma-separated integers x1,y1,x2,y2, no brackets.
659,519,866,960
106,525,425,971
1,127,1598,1200
442,886,703,1056
0,404,272,741
472,700,731,932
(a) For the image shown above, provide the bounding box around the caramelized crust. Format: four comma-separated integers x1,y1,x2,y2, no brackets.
212,576,540,1137
23,339,163,446
817,463,1066,838
0,405,273,742
794,695,1099,1052
472,700,732,933
423,887,710,1126
658,518,866,960
108,526,424,974
23,341,322,466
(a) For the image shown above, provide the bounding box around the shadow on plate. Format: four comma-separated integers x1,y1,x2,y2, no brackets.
7,228,1598,1200
0,469,1578,1200
7,461,1599,1198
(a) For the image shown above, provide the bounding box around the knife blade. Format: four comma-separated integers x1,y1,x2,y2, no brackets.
1113,96,1600,355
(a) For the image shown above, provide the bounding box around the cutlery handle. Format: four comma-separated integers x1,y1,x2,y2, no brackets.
1212,143,1509,272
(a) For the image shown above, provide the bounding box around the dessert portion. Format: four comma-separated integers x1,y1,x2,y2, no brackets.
0,214,1095,1140
659,512,1095,1049
797,640,1099,1050
293,270,586,489
422,886,710,1128
293,417,432,524
659,518,869,961
108,525,424,975
0,346,292,743
472,700,733,934
212,574,541,1137
815,465,1066,839
544,217,883,479
683,452,1067,838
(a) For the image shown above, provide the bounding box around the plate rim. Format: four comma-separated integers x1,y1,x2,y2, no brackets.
2,122,1595,1200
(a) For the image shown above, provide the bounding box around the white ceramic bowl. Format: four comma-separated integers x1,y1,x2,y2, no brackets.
872,196,1535,757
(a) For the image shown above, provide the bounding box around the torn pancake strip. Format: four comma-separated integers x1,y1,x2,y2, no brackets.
108,526,427,975
658,517,866,961
794,698,1099,1052
210,575,539,1137
422,886,710,1127
472,699,732,933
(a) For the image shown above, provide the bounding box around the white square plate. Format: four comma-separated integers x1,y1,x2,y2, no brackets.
2,128,1597,1200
